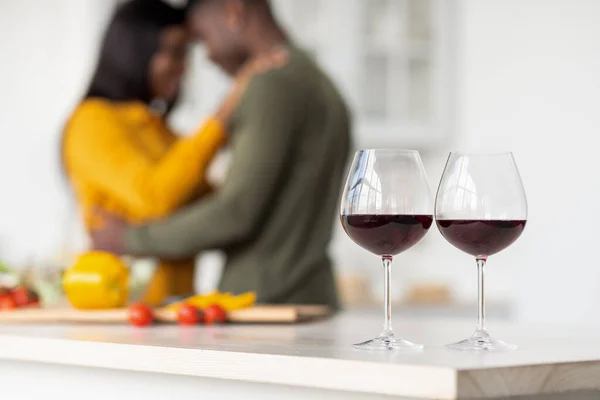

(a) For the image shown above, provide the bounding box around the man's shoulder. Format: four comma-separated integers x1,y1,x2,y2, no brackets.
249,45,321,91
233,44,346,122
238,63,310,115
248,67,297,93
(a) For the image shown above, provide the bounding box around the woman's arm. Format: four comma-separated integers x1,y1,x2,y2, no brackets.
65,99,227,220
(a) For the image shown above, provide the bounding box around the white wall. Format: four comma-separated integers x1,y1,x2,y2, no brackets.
331,0,600,327
451,0,600,325
0,1,114,264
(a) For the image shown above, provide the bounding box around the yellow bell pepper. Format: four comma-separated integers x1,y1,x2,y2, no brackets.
165,291,256,312
63,251,129,309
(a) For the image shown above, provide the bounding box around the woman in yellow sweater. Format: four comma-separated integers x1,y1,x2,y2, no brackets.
62,0,284,305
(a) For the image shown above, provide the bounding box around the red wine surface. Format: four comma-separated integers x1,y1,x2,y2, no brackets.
436,219,526,257
341,214,433,256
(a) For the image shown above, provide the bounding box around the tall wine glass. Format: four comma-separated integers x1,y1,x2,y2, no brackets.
340,149,433,350
435,152,527,351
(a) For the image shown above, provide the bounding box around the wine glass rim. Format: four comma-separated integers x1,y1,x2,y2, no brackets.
356,148,420,154
449,150,514,156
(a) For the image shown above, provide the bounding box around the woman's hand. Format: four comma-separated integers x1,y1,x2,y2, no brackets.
215,48,288,125
89,208,128,255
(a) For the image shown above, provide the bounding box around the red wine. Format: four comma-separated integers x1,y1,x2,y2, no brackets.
341,215,433,256
436,219,526,257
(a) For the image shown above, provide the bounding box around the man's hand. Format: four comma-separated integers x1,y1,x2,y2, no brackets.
90,209,128,255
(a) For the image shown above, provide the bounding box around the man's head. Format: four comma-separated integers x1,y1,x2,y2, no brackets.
187,0,279,76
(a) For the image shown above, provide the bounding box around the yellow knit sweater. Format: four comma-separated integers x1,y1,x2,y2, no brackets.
63,98,227,305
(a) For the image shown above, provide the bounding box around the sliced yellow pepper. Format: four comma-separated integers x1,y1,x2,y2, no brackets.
165,291,256,311
63,251,129,309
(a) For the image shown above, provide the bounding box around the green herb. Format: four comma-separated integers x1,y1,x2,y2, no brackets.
0,261,11,273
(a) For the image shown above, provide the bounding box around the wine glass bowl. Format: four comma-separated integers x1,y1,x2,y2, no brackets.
436,219,526,258
341,215,433,256
435,152,527,351
340,149,433,350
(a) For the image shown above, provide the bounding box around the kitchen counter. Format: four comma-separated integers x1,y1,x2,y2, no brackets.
0,311,599,399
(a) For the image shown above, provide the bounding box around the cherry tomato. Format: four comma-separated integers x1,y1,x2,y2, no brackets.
11,287,40,308
177,304,202,326
0,295,17,311
128,303,154,327
11,286,39,307
203,304,227,324
10,287,28,307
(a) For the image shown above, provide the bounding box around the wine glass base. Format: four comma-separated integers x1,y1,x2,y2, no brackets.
353,332,424,351
446,330,517,352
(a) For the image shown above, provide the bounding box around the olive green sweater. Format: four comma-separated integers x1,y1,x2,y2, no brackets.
126,45,352,307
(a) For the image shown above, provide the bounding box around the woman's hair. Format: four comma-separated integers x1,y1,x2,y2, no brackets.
85,0,187,107
61,0,186,178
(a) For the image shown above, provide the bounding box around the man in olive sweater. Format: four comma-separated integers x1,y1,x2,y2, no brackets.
92,0,352,307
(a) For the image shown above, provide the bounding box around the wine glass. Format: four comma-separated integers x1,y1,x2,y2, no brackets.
435,152,527,351
340,149,433,350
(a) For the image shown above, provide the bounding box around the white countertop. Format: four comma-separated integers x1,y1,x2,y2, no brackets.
0,311,599,399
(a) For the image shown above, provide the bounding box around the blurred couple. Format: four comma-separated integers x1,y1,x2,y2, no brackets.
62,0,352,308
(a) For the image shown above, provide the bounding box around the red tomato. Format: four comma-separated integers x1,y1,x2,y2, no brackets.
11,287,40,308
128,303,154,327
203,304,227,324
0,296,17,311
10,287,31,307
177,304,202,326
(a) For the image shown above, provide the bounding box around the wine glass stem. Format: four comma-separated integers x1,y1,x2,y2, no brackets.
382,256,393,335
476,257,487,332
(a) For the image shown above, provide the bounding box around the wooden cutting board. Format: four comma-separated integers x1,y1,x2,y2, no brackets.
0,305,331,324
